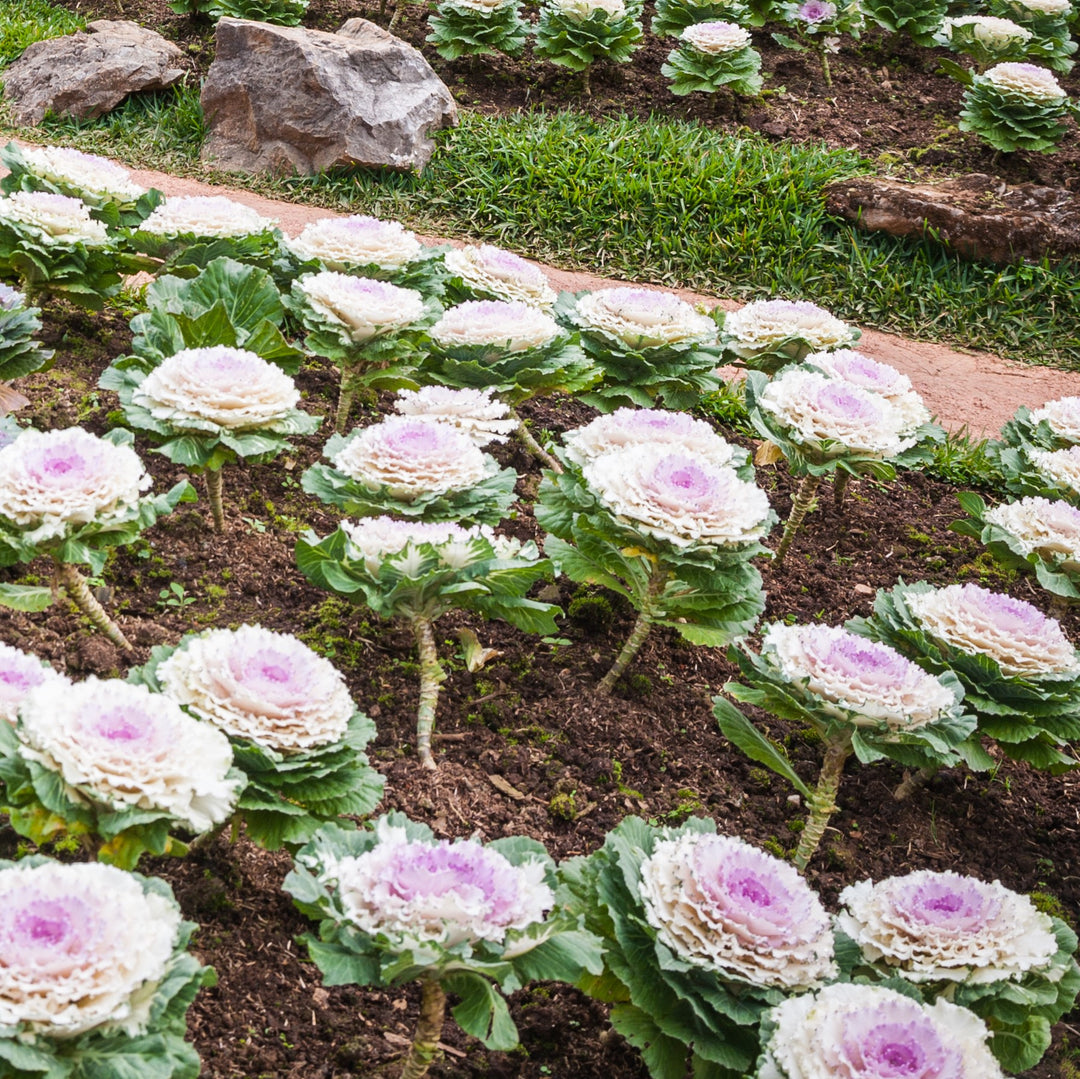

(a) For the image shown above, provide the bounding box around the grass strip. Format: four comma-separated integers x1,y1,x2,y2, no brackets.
5,94,1079,368
0,0,84,69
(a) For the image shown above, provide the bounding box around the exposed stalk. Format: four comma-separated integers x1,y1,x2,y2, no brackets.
411,616,447,770
598,562,668,695
819,46,832,88
511,409,562,473
793,733,851,871
205,467,226,533
56,561,132,651
775,472,822,565
335,381,356,435
581,66,592,97
1048,594,1073,622
894,763,939,801
833,470,851,510
399,977,447,1079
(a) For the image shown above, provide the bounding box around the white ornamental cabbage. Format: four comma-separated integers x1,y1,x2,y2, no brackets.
451,0,515,10
16,678,240,833
639,832,836,988
331,417,491,500
0,283,24,310
837,870,1059,984
1029,445,1080,498
552,0,627,17
131,346,301,430
341,515,520,576
444,244,557,309
583,444,771,547
758,983,1003,1079
1031,395,1080,443
562,407,737,468
0,644,66,726
431,299,563,351
326,817,553,947
983,62,1067,100
940,15,1033,46
805,350,931,431
139,195,275,238
904,582,1080,679
0,192,109,246
984,496,1080,568
156,625,355,753
764,623,957,729
295,272,427,343
0,428,152,544
1010,0,1071,11
287,214,422,271
574,287,716,348
0,860,180,1037
15,146,146,203
723,299,857,357
681,20,753,52
394,387,518,446
758,368,920,458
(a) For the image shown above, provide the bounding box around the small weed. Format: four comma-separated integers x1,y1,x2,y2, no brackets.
158,582,196,611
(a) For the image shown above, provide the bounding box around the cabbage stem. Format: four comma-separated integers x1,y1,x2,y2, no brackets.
775,472,821,565
511,409,562,473
894,763,938,801
56,561,132,651
399,977,447,1079
598,562,668,695
793,732,851,871
412,616,447,770
205,467,226,533
833,470,850,510
335,384,355,435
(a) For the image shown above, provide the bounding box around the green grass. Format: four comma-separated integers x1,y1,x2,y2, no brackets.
5,99,1080,368
0,0,84,69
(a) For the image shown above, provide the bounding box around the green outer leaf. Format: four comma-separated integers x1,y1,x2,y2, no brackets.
713,695,812,797
443,972,520,1050
0,582,54,611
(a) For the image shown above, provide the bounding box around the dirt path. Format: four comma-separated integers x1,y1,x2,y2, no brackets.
20,148,1080,436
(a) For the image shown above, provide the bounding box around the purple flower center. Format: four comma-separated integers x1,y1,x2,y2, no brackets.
818,384,881,422
88,706,150,742
0,667,37,692
964,586,1046,634
16,908,70,947
842,1005,954,1078
892,874,999,931
652,455,717,500
820,636,909,685
388,423,442,453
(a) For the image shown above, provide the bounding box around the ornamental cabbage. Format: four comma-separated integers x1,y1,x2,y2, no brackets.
0,643,66,726
443,244,557,308
394,387,517,446
0,192,108,246
720,298,859,373
5,145,145,206
138,195,276,239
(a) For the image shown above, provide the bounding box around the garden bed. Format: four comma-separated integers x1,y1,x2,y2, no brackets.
1,294,1078,1078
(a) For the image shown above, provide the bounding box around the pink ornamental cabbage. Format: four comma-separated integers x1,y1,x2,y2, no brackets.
330,417,491,500
0,643,65,726
443,244,557,309
562,407,737,468
837,870,1058,984
574,287,716,348
759,983,1003,1079
394,387,517,446
0,861,181,1037
639,832,836,987
723,299,856,358
582,445,771,547
795,0,836,21
764,623,956,729
156,625,355,753
328,818,553,947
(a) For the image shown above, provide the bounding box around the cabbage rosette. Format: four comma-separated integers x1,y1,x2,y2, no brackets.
284,814,602,1061
442,244,557,309
302,417,518,525
662,22,764,97
537,441,773,656
394,387,518,446
956,63,1075,153
533,0,645,76
562,816,836,1079
296,517,560,768
848,579,1080,771
131,194,286,278
0,643,67,726
556,287,722,411
284,214,447,294
952,491,1080,600
419,299,599,406
985,0,1077,71
0,141,161,229
835,869,1080,1072
651,0,750,37
0,191,129,309
129,625,384,851
716,623,973,867
755,982,1004,1079
719,298,860,374
0,677,244,869
0,855,213,1079
426,0,530,60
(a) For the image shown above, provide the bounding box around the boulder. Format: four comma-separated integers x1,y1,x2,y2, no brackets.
2,20,185,125
824,174,1080,265
199,18,457,175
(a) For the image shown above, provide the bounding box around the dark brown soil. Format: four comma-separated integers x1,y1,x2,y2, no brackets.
2,296,1079,1078
57,0,1080,188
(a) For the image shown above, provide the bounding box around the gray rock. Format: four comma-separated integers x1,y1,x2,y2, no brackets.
825,174,1080,265
2,20,185,125
200,18,457,176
